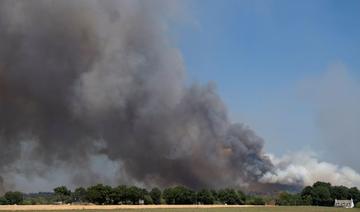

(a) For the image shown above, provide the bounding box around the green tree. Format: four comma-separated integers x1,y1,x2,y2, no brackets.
126,186,142,204
313,181,331,188
53,186,71,203
356,202,360,208
302,195,313,205
143,194,153,204
110,185,128,204
0,196,8,205
163,187,175,204
237,190,246,204
217,188,241,205
312,184,332,206
349,187,360,204
246,195,265,205
172,186,196,204
86,184,112,205
276,192,302,206
301,186,314,197
4,191,23,205
196,189,214,204
149,188,161,204
72,187,86,203
54,186,71,196
300,186,314,205
163,186,195,204
331,186,350,200
210,190,218,202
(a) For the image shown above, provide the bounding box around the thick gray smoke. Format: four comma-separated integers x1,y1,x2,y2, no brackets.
0,0,272,193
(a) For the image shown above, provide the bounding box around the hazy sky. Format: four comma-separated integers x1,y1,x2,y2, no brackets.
1,0,360,192
173,0,360,169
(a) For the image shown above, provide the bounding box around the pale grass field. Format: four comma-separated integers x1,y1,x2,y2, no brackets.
0,205,359,212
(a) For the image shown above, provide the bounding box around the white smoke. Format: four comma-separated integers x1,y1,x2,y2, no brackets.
261,151,360,188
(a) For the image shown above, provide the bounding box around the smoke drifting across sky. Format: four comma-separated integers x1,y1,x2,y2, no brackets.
0,0,272,192
0,0,359,193
300,64,360,171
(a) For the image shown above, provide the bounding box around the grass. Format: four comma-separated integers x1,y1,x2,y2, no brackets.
0,207,359,212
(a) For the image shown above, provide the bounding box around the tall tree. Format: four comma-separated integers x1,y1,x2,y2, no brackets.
126,186,142,204
73,187,86,203
149,188,161,205
312,184,332,206
196,189,214,204
217,188,241,205
86,184,112,205
110,185,128,204
54,186,71,203
349,187,360,204
331,186,350,199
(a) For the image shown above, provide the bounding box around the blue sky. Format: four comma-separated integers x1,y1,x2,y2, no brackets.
172,0,360,159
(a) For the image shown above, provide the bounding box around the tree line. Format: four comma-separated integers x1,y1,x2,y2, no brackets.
0,181,360,207
276,181,360,207
0,185,263,205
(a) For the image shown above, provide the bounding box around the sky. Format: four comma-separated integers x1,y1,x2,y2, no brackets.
172,0,360,169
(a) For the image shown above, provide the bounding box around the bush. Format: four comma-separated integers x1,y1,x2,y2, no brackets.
276,192,302,206
356,202,360,208
0,196,7,205
246,195,265,205
4,191,23,205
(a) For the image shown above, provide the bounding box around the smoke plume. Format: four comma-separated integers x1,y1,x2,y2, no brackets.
300,64,360,171
1,1,360,194
259,65,360,189
261,152,360,188
0,0,272,193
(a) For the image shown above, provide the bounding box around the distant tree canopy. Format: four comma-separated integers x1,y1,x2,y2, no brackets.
275,182,360,207
149,188,162,205
110,185,127,204
86,184,112,205
276,192,303,206
53,186,71,203
217,188,244,205
163,186,196,204
73,187,87,203
196,189,214,204
0,181,359,206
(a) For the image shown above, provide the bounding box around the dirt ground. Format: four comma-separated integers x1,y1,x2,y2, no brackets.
0,205,258,211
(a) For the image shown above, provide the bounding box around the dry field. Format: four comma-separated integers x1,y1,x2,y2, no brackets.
0,205,359,212
0,205,254,211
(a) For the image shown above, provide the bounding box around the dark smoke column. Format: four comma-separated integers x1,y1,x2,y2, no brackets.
0,0,272,192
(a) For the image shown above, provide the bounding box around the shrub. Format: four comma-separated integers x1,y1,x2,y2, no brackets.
246,195,265,205
0,196,7,205
4,191,23,205
356,202,360,208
